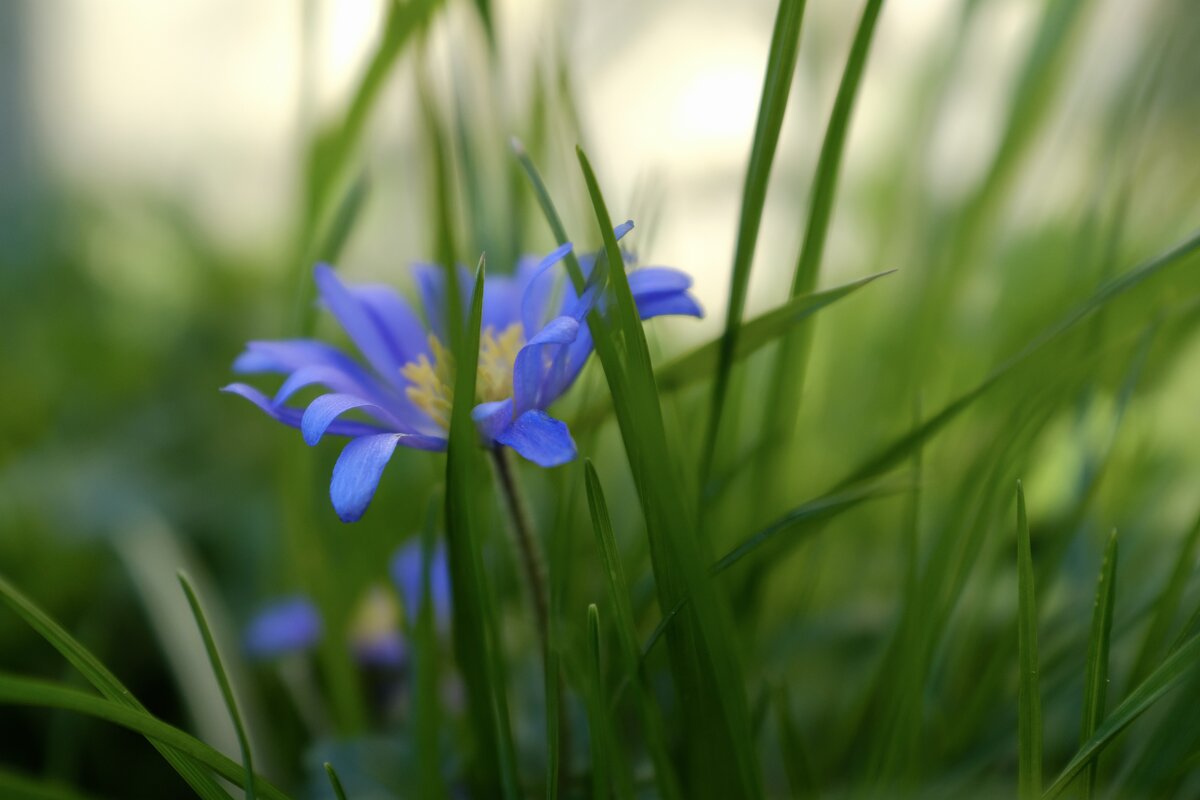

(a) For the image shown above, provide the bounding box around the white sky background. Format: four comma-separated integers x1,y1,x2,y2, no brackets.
25,0,1157,339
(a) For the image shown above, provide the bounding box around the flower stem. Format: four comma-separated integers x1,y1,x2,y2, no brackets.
490,447,550,649
489,447,568,792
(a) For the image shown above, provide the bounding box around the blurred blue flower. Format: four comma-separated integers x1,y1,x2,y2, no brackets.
389,538,451,630
224,222,702,522
244,596,322,659
349,586,406,669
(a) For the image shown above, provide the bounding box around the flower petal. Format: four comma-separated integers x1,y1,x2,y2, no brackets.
244,597,322,659
471,398,513,443
301,393,404,445
496,410,577,467
222,383,386,438
314,264,405,384
349,283,430,365
541,325,595,403
628,267,693,296
636,291,704,320
329,433,408,522
272,363,387,407
512,316,580,415
413,263,472,340
519,242,574,337
233,339,360,376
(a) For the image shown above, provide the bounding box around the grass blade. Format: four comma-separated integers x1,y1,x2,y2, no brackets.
633,481,899,667
415,513,448,800
1043,629,1200,799
585,460,682,800
323,762,348,800
661,271,893,394
0,576,234,800
1017,481,1043,800
774,684,816,798
0,673,290,800
712,481,904,574
759,0,886,461
585,604,611,800
835,229,1200,490
178,572,257,800
568,270,894,435
701,0,808,483
294,0,439,332
1079,530,1118,799
1130,509,1200,684
444,258,519,798
578,146,762,798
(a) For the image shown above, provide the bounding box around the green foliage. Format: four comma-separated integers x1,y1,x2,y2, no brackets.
3,0,1200,797
1016,482,1043,800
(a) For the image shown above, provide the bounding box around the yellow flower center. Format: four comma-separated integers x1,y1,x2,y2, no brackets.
401,323,524,429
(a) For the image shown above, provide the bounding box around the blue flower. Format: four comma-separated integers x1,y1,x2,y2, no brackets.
389,539,451,631
244,597,322,659
223,222,702,522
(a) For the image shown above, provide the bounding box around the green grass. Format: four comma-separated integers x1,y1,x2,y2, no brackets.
2,0,1200,797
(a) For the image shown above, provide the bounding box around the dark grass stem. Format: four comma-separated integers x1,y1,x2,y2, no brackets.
489,446,567,792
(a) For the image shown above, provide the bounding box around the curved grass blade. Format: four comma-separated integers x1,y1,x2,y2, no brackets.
1078,530,1117,798
0,673,290,800
835,229,1200,490
579,146,763,798
1130,509,1200,684
585,460,682,800
759,0,886,457
1017,482,1043,800
634,481,899,672
178,572,257,800
510,138,587,291
0,575,234,800
1043,629,1200,799
444,258,519,798
323,762,348,800
713,480,905,574
566,271,893,435
585,604,612,800
664,271,893,393
701,0,808,484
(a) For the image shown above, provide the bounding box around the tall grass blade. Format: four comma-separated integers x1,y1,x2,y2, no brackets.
1078,530,1118,798
585,604,612,800
0,576,234,800
294,0,439,331
701,0,808,484
444,259,519,797
760,0,886,464
1043,629,1200,799
1017,481,1043,800
0,673,289,800
323,762,348,800
578,147,762,798
414,511,448,800
177,571,257,800
585,460,682,800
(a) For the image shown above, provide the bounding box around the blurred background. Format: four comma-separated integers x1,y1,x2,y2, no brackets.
1,0,1198,796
